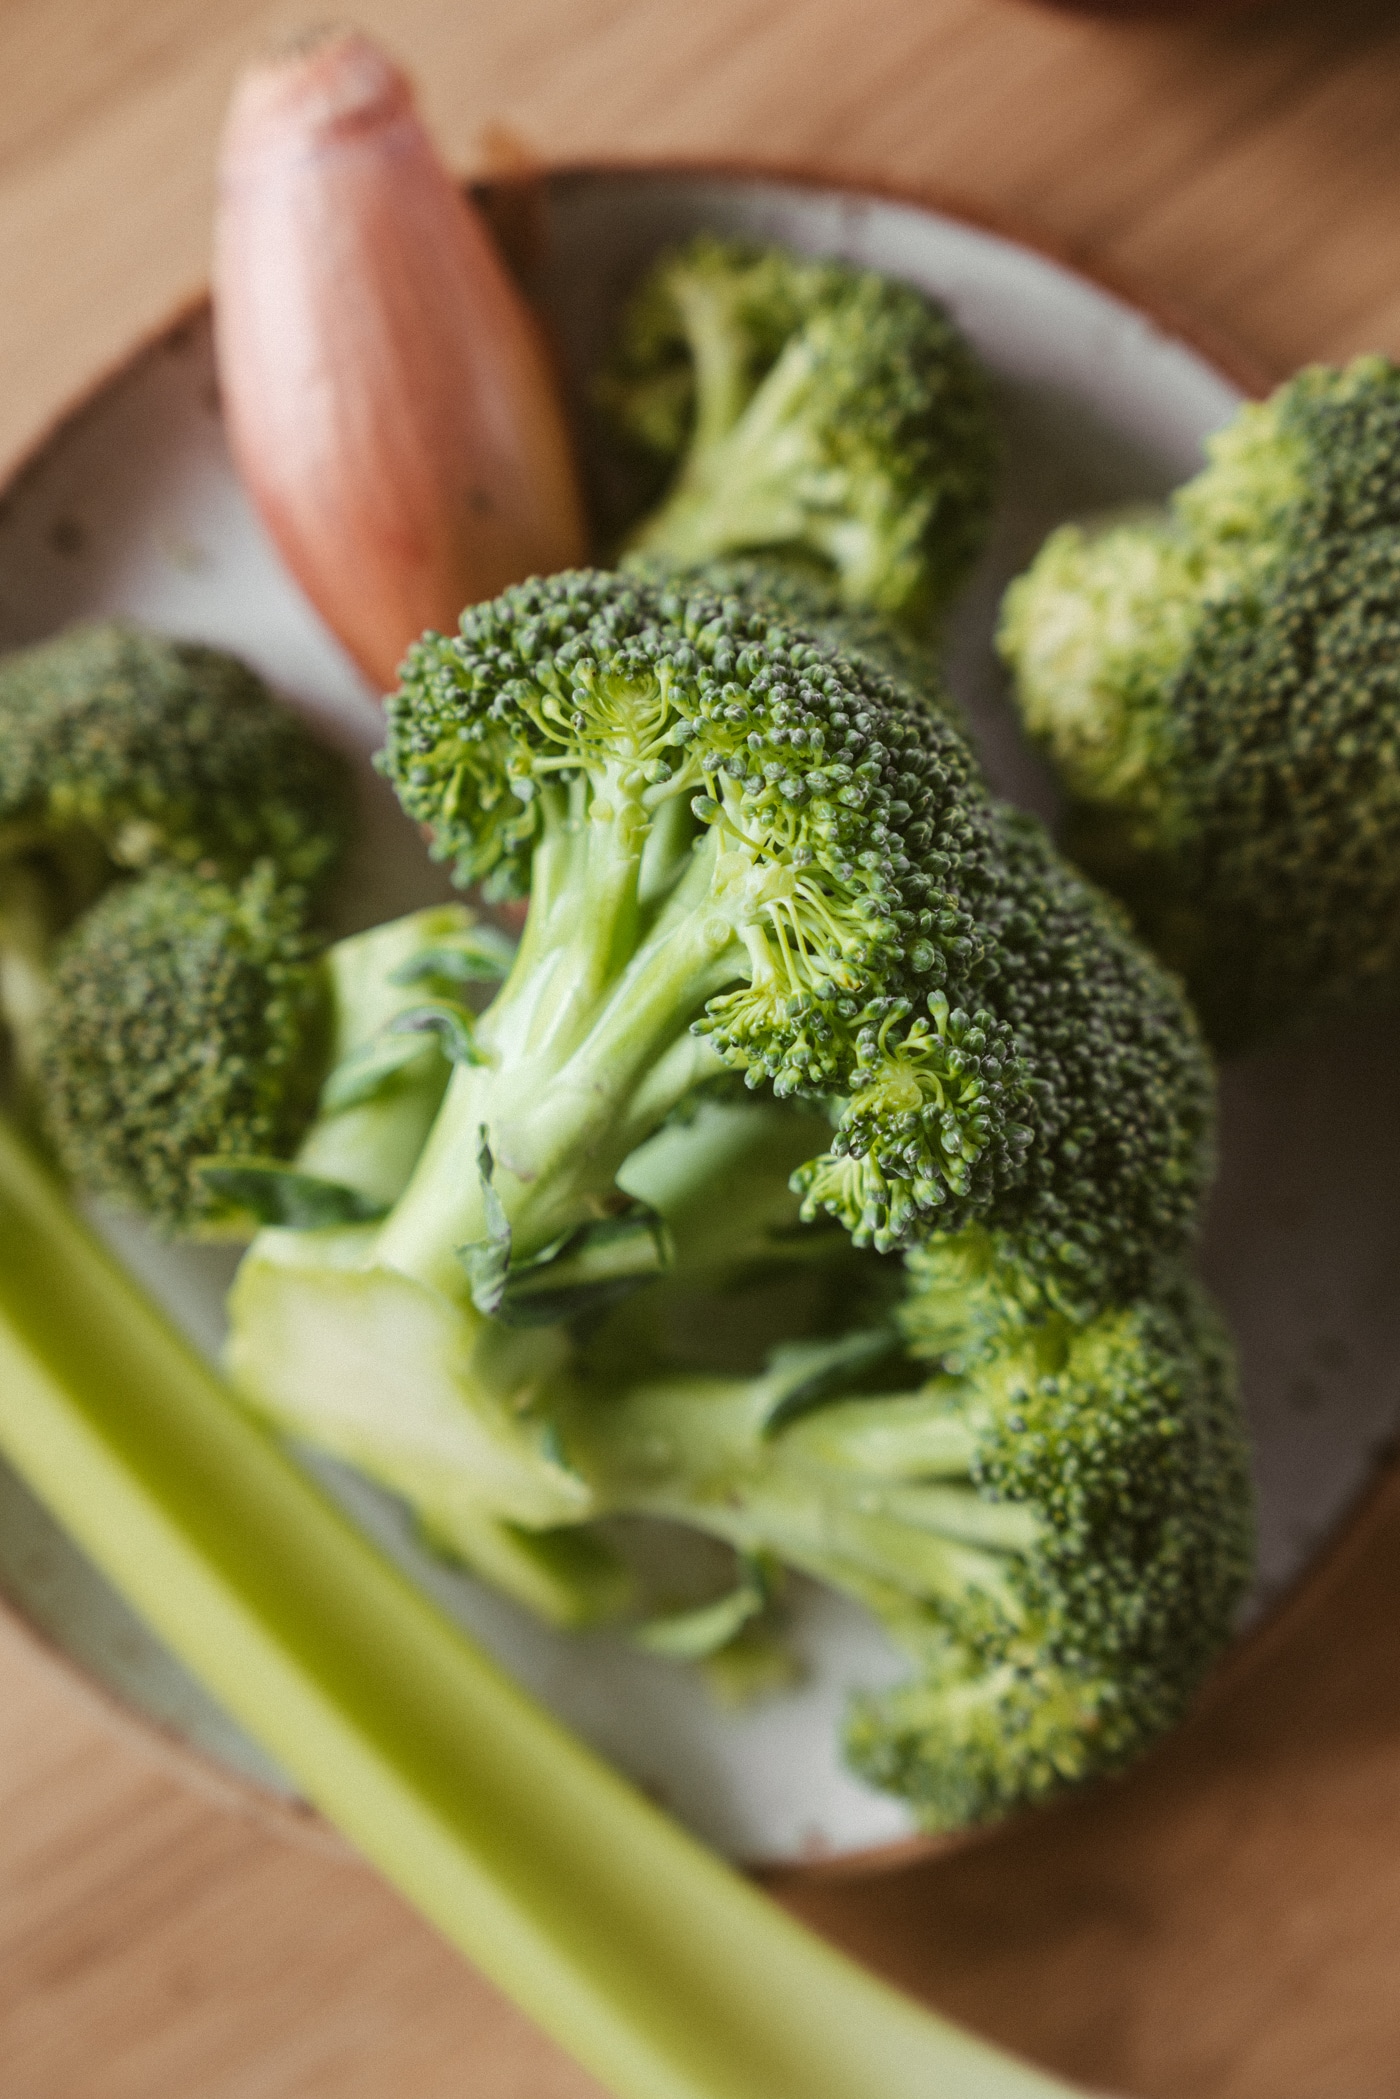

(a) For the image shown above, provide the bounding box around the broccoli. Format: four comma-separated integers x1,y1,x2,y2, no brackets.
557,1239,1251,1832
35,865,330,1233
0,620,351,1080
624,552,956,725
998,356,1400,1052
368,568,1210,1304
596,236,998,628
28,577,1244,1824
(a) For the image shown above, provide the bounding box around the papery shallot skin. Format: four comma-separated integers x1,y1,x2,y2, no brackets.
214,31,588,692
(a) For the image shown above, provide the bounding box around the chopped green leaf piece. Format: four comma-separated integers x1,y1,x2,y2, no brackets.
319,1029,432,1114
762,1328,903,1434
195,1157,388,1229
495,1208,672,1328
633,1558,771,1660
389,1000,486,1067
389,925,518,988
458,1127,513,1315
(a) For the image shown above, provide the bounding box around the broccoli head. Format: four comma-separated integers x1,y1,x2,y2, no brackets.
35,866,330,1234
0,621,351,1078
623,552,956,726
371,567,1211,1308
597,235,998,628
836,1255,1251,1828
999,356,1400,1051
22,579,1240,1824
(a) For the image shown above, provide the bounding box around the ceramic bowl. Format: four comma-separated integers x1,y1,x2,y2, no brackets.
2,165,1393,1870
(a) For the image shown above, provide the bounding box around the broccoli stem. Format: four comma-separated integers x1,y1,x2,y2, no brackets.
556,1366,1038,1627
628,334,828,573
375,804,747,1296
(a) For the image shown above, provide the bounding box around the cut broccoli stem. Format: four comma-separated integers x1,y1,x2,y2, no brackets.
292,907,476,1212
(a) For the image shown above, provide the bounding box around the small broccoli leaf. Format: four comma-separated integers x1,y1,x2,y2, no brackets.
194,1157,388,1229
388,926,517,988
389,1001,487,1068
458,1128,514,1316
762,1328,903,1435
632,1556,772,1660
494,1207,673,1328
319,1030,434,1114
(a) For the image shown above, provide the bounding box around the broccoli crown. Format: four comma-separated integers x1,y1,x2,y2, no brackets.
621,553,957,725
597,235,998,626
542,1224,1251,1833
0,621,352,894
35,865,329,1233
796,803,1214,1304
838,1260,1252,1829
1000,356,1400,1050
384,568,994,1088
377,568,1212,1299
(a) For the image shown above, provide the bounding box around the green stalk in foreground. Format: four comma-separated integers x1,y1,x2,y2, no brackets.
0,1116,1080,2099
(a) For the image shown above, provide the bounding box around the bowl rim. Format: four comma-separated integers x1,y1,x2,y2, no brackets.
0,152,1302,1879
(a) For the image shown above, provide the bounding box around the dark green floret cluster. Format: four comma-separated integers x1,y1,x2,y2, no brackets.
597,235,999,628
840,1256,1250,1826
1000,355,1400,1052
378,568,1211,1307
0,620,350,1221
623,553,956,725
36,867,329,1233
0,620,349,887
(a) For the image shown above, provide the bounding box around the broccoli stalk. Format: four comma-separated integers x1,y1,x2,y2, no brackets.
999,356,1400,1051
371,567,1016,1290
597,237,998,628
557,1251,1251,1832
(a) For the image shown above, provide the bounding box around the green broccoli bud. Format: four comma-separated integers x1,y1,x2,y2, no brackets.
795,804,1215,1306
841,1266,1251,1829
0,620,352,1078
597,236,998,628
622,552,959,726
373,567,1215,1311
376,567,1030,1289
34,865,330,1235
542,1245,1252,1832
999,355,1400,1051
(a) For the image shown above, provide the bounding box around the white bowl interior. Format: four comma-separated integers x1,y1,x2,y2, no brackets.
2,170,1392,1865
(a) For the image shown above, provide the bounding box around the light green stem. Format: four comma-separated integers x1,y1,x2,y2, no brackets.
0,1114,1077,2099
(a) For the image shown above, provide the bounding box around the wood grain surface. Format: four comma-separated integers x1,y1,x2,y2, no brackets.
4,2,1400,2095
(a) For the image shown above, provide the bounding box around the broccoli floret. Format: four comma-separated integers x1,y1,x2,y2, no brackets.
220,569,1218,1643
0,621,351,1078
624,552,956,725
34,866,330,1233
33,881,514,1240
374,567,1007,1282
597,236,998,627
835,1259,1252,1828
368,568,1211,1307
794,800,1214,1308
999,356,1400,1051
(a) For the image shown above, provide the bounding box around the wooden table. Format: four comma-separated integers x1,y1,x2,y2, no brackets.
5,2,1400,2093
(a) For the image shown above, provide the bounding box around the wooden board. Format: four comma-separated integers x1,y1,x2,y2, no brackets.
5,1,1400,2093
